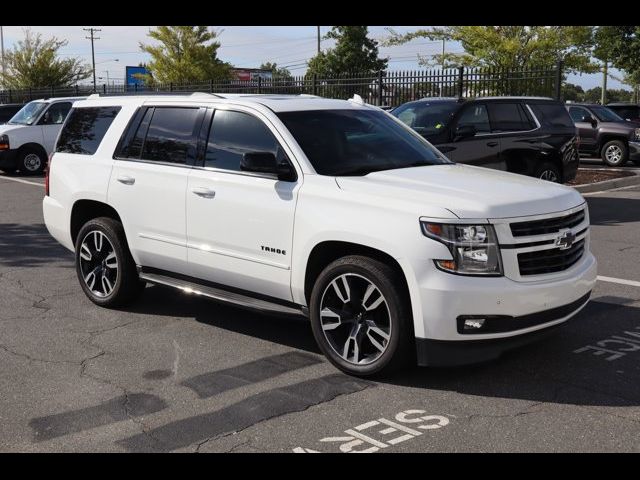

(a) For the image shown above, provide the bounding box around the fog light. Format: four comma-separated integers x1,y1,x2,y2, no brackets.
464,318,485,330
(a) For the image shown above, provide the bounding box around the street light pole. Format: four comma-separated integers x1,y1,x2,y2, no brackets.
317,26,320,54
83,27,101,92
1,26,5,80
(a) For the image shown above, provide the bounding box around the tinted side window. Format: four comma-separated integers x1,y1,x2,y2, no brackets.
569,107,591,123
488,103,533,132
56,107,122,155
205,110,279,172
529,103,574,128
43,102,72,125
457,104,490,133
140,107,200,164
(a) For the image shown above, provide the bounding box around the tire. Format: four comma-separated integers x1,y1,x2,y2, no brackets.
601,140,628,167
75,217,145,308
534,162,562,183
309,255,413,377
17,146,47,175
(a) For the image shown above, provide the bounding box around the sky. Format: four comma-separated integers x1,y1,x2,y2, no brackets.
0,25,628,90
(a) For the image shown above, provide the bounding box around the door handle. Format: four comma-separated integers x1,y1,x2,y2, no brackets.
192,187,216,199
117,176,135,185
486,141,499,147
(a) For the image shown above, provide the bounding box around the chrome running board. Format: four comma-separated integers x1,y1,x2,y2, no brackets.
138,270,306,317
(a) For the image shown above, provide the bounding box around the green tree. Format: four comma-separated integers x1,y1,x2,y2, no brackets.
583,86,634,103
562,83,585,102
0,29,91,89
384,26,598,73
306,26,388,77
138,26,232,84
259,62,292,79
594,26,640,76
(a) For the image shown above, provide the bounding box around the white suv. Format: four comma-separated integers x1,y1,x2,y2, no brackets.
43,93,597,376
0,97,85,175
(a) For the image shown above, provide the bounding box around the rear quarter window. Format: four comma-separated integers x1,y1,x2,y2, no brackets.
529,103,575,128
56,106,122,155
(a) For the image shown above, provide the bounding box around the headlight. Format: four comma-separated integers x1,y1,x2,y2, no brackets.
421,222,503,276
0,134,9,151
634,128,640,141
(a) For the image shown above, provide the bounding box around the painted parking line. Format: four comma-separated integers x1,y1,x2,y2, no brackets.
0,176,44,187
598,275,640,288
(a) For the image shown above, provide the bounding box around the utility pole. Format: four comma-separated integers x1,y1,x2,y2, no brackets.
84,27,101,92
601,60,608,105
317,26,321,54
441,38,445,71
1,26,5,80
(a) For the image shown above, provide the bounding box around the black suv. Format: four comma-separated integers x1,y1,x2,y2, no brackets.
391,97,578,183
566,103,640,167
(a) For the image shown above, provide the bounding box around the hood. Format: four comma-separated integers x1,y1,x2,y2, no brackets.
336,164,584,219
0,124,26,136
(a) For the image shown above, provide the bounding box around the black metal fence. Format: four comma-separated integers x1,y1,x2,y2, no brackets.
0,62,562,108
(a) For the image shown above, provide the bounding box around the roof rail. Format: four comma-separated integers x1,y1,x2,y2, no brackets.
87,93,100,99
190,92,224,98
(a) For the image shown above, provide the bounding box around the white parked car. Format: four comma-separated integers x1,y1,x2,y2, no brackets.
43,93,597,376
0,97,85,174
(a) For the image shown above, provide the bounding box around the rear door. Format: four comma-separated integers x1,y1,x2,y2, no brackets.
568,106,598,152
39,102,73,153
108,104,205,275
436,102,503,169
487,102,540,176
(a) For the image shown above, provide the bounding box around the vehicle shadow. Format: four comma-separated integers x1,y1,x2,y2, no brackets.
127,284,321,354
587,195,640,225
0,223,73,268
128,286,640,407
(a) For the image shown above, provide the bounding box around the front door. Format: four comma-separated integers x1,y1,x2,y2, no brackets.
568,106,598,152
186,107,300,301
436,103,503,170
39,102,72,153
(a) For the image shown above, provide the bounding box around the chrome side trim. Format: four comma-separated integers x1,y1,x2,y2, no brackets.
138,270,305,317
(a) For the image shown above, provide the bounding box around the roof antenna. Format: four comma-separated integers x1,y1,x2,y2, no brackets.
348,94,365,105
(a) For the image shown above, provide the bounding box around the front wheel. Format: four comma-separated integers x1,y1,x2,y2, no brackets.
75,217,145,308
601,140,628,167
18,147,47,175
309,255,413,377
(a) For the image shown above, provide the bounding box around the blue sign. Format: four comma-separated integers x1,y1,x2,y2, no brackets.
125,66,149,86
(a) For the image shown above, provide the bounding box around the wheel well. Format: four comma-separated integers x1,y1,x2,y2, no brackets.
70,200,122,245
17,143,47,159
304,241,409,304
598,136,627,154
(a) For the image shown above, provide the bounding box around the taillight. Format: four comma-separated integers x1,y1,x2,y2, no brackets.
45,153,53,196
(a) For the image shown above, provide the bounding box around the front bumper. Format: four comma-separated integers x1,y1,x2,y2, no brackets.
414,251,597,365
629,141,640,161
0,149,18,170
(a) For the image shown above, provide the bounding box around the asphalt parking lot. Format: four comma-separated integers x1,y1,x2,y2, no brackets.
1,169,640,453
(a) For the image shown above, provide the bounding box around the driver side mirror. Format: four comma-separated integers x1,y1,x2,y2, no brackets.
41,112,51,125
454,124,477,141
240,152,297,182
580,114,597,128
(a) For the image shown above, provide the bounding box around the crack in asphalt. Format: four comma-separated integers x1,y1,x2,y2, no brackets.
0,344,79,366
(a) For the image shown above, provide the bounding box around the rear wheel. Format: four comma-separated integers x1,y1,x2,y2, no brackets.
75,217,145,308
309,255,413,377
17,147,46,175
534,162,561,183
601,140,628,167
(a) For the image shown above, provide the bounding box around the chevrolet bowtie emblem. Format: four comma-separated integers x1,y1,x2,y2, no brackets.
556,230,576,250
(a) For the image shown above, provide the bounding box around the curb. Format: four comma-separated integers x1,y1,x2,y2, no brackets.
573,171,640,193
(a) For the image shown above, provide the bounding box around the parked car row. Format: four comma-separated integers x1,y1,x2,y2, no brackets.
391,97,640,180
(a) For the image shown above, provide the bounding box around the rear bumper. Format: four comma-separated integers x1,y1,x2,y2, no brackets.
416,291,591,366
0,149,18,170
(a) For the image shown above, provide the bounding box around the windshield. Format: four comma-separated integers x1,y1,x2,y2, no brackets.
590,106,625,122
8,101,48,125
277,109,450,176
391,101,460,136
